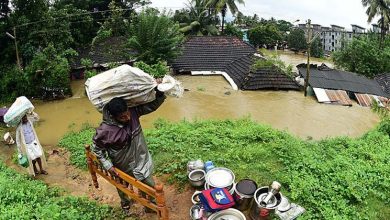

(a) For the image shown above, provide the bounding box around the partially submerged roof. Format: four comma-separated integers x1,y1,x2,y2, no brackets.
225,54,301,90
172,36,300,91
297,64,389,97
171,36,256,72
71,36,137,69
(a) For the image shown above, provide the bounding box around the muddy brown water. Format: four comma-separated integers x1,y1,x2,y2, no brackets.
8,51,375,145
32,76,379,146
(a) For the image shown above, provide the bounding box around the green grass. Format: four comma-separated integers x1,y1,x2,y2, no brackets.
0,161,119,220
59,117,390,219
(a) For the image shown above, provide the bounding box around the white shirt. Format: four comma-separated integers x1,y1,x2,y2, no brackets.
22,122,35,144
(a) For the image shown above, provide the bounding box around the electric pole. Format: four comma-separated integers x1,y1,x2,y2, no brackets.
304,19,311,97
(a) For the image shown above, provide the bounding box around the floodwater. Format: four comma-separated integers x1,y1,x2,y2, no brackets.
33,73,379,146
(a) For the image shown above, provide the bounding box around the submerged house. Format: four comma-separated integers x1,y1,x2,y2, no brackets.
297,64,389,106
70,36,137,79
171,36,300,91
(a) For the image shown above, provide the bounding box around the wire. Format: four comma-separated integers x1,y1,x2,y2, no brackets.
14,6,141,28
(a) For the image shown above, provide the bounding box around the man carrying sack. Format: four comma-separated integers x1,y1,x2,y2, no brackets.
92,79,166,216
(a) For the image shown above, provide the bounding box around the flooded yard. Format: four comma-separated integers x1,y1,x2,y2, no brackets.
33,73,379,146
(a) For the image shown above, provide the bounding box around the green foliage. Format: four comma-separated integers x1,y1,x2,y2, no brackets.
0,66,32,103
0,161,114,219
58,124,95,169
81,58,97,79
25,44,76,95
332,36,390,78
174,0,219,36
288,28,307,52
134,61,169,78
128,9,184,64
145,118,390,219
92,1,129,45
252,53,294,78
377,116,390,136
248,24,282,48
310,37,324,58
223,23,244,39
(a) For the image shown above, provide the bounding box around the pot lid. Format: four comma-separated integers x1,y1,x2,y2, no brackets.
206,167,235,188
236,179,257,195
207,208,246,220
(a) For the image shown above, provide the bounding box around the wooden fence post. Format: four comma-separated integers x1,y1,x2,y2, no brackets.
85,145,99,188
155,184,169,220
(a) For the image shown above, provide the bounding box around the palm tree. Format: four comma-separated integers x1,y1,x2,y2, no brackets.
176,0,219,35
128,10,184,64
206,0,245,33
362,0,390,48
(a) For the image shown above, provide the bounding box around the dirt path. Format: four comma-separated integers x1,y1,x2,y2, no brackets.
0,144,193,220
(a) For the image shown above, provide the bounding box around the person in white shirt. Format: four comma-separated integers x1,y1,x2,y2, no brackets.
15,113,48,176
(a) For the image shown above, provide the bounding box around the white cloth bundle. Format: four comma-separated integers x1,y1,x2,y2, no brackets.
4,96,34,127
85,65,183,112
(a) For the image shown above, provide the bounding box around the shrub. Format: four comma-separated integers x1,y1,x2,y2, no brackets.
134,61,169,78
0,161,115,219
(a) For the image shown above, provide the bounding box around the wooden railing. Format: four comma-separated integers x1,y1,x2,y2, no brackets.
85,145,169,220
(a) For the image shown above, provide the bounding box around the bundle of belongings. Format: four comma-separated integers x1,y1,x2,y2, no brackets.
3,96,34,127
85,64,183,112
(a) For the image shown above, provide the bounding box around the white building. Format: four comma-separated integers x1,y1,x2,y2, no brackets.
298,24,367,53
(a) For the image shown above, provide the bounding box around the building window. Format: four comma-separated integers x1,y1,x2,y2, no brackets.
336,40,338,44
329,32,331,36
332,42,334,47
332,35,335,40
349,33,352,38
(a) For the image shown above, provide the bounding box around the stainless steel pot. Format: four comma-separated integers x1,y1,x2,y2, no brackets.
207,208,246,220
188,169,206,187
249,187,282,220
234,179,257,211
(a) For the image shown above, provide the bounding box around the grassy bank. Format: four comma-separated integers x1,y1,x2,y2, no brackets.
59,117,390,219
0,161,117,219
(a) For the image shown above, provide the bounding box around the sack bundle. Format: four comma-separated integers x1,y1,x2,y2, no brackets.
4,96,34,127
85,64,183,112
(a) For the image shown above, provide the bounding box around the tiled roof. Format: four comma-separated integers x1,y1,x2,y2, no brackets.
375,73,390,96
71,36,137,69
171,36,256,72
297,64,389,97
225,55,301,90
172,36,300,90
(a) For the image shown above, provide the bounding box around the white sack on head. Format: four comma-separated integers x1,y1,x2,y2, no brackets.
4,96,34,127
157,75,184,98
85,65,158,112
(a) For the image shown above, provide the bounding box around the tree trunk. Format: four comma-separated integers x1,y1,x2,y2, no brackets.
221,5,227,34
380,13,385,49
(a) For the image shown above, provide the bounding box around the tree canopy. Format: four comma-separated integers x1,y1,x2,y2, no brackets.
128,9,184,64
248,24,282,48
333,35,390,78
287,28,307,52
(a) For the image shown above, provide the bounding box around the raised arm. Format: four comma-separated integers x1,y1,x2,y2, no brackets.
135,90,166,116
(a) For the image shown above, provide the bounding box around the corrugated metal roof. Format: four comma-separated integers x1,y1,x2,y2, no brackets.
325,90,352,106
298,64,389,97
